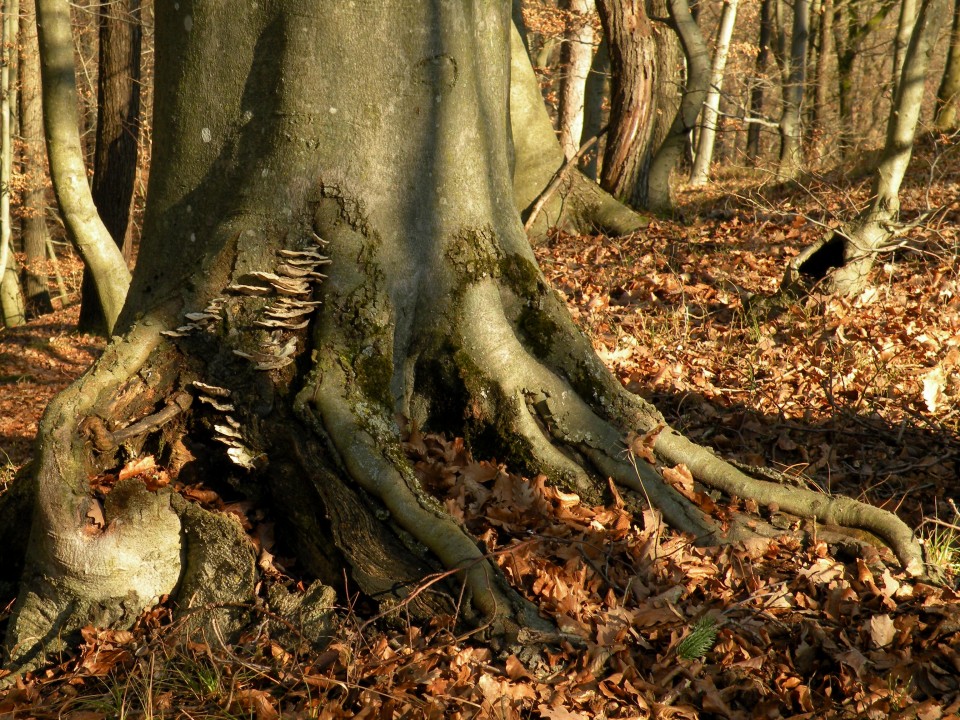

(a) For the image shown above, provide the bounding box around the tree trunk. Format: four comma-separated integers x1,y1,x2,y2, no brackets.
746,0,773,162
893,0,919,96
594,0,682,209
596,0,659,206
777,0,810,180
935,0,960,129
785,0,948,295
812,0,834,151
77,0,142,334
4,0,924,678
510,23,649,239
18,0,54,317
833,0,898,154
558,0,597,159
646,0,711,212
690,0,740,185
579,35,610,180
1,0,25,328
36,0,131,334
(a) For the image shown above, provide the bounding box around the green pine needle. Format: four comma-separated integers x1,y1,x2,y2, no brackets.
677,615,718,660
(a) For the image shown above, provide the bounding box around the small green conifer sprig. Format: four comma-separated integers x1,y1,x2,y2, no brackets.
676,615,718,660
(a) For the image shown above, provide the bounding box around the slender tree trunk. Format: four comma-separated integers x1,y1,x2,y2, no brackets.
893,0,919,96
510,23,649,238
777,0,810,180
746,0,773,161
19,0,54,316
579,35,610,180
558,0,597,159
690,0,740,185
77,0,142,334
935,0,960,129
833,0,898,154
597,0,658,206
812,0,834,151
36,0,131,334
1,0,25,327
646,0,711,212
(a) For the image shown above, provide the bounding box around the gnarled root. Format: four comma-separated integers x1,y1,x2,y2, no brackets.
454,272,925,578
2,320,183,678
294,351,552,638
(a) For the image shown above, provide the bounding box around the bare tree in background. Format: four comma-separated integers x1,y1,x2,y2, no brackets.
774,0,810,180
77,0,142,334
36,0,131,334
784,0,948,296
19,0,53,316
558,0,597,158
690,0,741,185
1,0,25,327
935,0,960,129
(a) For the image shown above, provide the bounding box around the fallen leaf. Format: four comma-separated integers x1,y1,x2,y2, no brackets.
867,613,896,648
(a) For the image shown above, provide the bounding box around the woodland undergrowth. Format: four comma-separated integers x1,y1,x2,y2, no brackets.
1,151,960,717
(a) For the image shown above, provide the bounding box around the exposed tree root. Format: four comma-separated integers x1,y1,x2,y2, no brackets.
294,337,552,638
653,429,926,576
467,261,927,577
3,217,927,684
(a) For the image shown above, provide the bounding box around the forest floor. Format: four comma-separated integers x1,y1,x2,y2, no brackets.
1,149,960,718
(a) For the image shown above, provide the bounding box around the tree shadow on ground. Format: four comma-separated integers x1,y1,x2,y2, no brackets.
647,385,959,531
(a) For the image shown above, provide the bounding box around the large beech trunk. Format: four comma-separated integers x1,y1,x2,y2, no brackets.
3,0,924,677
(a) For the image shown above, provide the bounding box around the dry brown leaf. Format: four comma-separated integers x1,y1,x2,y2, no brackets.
866,614,896,648
118,454,157,481
626,424,664,464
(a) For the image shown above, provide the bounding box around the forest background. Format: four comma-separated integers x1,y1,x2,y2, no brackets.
0,0,959,717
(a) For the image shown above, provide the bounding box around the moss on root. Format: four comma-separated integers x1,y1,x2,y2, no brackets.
517,306,560,360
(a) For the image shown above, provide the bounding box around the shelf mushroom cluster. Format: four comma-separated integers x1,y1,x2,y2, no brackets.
227,242,330,371
190,380,260,469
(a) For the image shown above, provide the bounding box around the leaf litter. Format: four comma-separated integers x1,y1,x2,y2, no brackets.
1,174,960,717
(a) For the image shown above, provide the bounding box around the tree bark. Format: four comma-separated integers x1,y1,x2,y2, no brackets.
935,0,960,129
596,0,658,206
1,0,25,328
596,0,683,209
690,0,740,185
77,0,142,334
510,23,649,239
18,0,54,317
785,0,948,295
746,0,773,162
811,0,834,151
646,0,711,213
36,0,131,334
833,0,898,154
777,0,810,180
4,0,925,679
579,35,610,180
558,0,597,159
893,0,919,96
